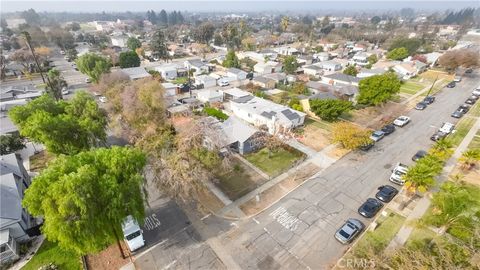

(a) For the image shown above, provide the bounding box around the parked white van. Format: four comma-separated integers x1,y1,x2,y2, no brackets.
122,215,145,252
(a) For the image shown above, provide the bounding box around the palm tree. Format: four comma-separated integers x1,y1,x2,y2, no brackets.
281,16,289,32
459,149,480,170
404,155,443,194
429,138,453,161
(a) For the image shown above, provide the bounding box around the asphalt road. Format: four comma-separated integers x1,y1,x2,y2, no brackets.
211,71,479,270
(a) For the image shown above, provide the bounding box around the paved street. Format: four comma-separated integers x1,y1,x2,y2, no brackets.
211,71,479,269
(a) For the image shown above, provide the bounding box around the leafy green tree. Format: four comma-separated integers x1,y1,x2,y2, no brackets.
283,55,298,74
9,92,107,155
126,37,142,51
75,53,111,83
150,30,169,62
313,46,324,53
193,22,215,44
119,51,141,68
367,54,378,65
46,68,67,101
66,48,78,61
404,155,443,193
23,146,147,255
459,149,480,170
370,16,381,24
343,65,358,76
309,99,353,121
222,50,240,68
388,37,422,55
0,134,26,155
203,107,228,121
357,72,401,105
429,138,453,161
387,47,409,60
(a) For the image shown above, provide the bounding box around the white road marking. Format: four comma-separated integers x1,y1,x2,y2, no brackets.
252,218,260,224
200,214,211,221
269,206,300,232
162,259,177,270
143,213,161,231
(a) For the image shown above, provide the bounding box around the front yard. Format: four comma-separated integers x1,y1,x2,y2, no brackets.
215,158,267,200
22,240,82,270
297,118,332,151
244,147,305,177
400,80,426,95
449,117,476,146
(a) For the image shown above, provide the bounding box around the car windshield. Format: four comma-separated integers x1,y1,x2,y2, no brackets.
126,230,141,241
339,229,351,239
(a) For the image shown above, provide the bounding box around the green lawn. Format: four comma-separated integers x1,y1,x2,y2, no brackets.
400,81,426,95
351,211,406,258
304,117,332,131
469,102,480,117
244,147,305,177
405,226,438,248
449,117,476,146
172,76,189,84
215,161,258,200
22,240,82,270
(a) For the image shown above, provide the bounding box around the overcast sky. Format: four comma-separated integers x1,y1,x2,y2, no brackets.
1,0,477,13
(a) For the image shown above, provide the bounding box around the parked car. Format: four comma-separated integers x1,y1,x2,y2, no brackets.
389,163,408,185
334,218,365,244
99,96,107,103
465,68,473,74
393,116,410,127
92,91,101,96
473,89,480,96
465,98,477,105
359,142,374,151
122,215,145,252
439,122,455,134
381,124,396,135
61,88,70,95
370,130,385,142
469,95,479,101
430,131,447,142
451,109,465,118
85,77,91,83
412,150,428,161
375,185,399,203
415,101,428,110
423,96,435,104
219,78,229,87
358,198,384,218
60,50,65,55
453,75,462,82
459,104,471,112
446,81,456,88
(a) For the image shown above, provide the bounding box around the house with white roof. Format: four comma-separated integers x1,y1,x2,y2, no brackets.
392,63,418,80
111,34,129,48
195,74,217,88
254,61,283,74
1,154,39,265
229,95,306,134
303,65,324,77
273,46,299,56
120,67,152,80
184,59,209,75
351,52,369,66
423,52,442,66
226,68,248,81
153,63,185,80
321,73,361,86
220,88,252,101
357,68,387,78
161,83,177,97
197,89,223,103
318,60,343,72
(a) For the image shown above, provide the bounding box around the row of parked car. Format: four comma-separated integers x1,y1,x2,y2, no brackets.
335,115,414,243
451,88,479,118
335,80,479,245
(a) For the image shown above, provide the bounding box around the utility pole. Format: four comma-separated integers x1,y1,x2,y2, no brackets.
425,75,439,98
22,31,55,98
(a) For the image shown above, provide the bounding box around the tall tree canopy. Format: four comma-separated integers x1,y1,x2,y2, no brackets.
9,92,107,155
150,30,169,62
193,22,215,44
387,47,409,60
357,72,401,106
23,146,147,255
309,99,353,121
119,51,140,68
46,68,67,100
222,50,240,68
126,37,142,51
283,55,298,74
76,53,111,83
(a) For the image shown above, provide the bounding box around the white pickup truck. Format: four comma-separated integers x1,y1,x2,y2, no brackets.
389,163,409,185
122,215,145,252
439,122,455,134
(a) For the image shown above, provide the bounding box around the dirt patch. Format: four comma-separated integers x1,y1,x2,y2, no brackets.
239,162,319,216
196,187,226,214
347,102,407,130
451,166,480,187
85,241,131,270
29,150,55,173
298,125,331,151
325,146,350,159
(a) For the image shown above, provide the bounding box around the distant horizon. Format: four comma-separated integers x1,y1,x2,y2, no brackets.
0,1,478,13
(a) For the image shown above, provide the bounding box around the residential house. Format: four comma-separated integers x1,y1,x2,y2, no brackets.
226,68,248,81
1,154,39,266
351,52,369,66
252,76,276,89
154,63,184,80
184,59,209,76
258,49,278,61
238,51,265,63
110,34,129,48
161,83,178,97
413,60,428,73
195,74,217,88
203,116,261,155
393,63,418,80
317,40,338,51
229,95,306,134
197,89,223,103
221,88,252,101
318,60,343,72
357,68,387,78
321,73,360,86
297,55,315,66
1,100,27,135
423,52,442,66
120,67,152,80
313,52,330,62
254,61,283,74
273,46,299,56
302,65,324,77
305,81,334,94
263,72,287,84
373,60,400,70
